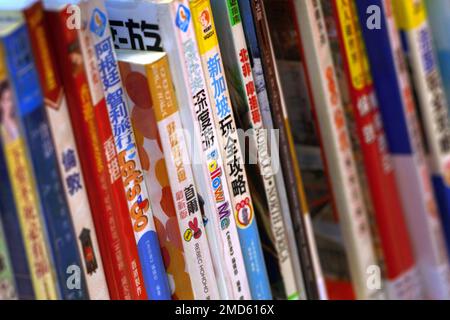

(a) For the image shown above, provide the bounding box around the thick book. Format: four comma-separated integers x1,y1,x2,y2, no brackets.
240,0,327,300
211,0,302,300
0,41,57,300
190,0,272,300
45,4,145,300
0,18,88,300
393,0,450,260
106,0,250,300
117,50,220,300
285,0,380,300
356,0,450,299
425,0,450,114
0,141,34,300
119,59,194,300
0,0,110,299
326,0,422,299
81,0,170,300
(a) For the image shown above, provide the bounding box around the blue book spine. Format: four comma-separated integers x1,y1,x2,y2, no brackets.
0,140,34,300
2,24,88,300
356,0,450,299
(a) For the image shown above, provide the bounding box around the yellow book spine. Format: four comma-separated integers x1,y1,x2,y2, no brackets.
392,0,427,30
0,43,58,300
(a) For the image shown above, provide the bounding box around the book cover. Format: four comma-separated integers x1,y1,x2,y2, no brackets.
356,0,450,299
326,0,422,299
212,0,302,300
0,0,111,299
0,30,57,300
393,0,450,261
45,4,143,300
1,19,88,300
240,0,327,300
0,142,34,300
83,0,170,300
118,50,220,300
190,0,272,300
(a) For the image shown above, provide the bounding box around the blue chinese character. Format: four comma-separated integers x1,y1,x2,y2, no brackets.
216,95,230,118
207,53,222,79
66,173,82,196
62,149,77,172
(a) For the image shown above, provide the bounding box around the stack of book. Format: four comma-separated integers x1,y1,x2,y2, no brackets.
1,0,450,300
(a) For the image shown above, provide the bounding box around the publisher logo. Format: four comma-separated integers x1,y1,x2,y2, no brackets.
176,4,191,33
90,8,107,37
199,8,212,36
235,198,253,229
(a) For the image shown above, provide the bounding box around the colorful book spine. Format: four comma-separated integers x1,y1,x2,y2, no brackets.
292,0,380,300
1,20,88,300
119,60,195,300
356,0,450,299
45,5,142,300
118,50,219,300
0,214,17,299
212,0,301,300
0,34,57,300
425,0,450,114
241,0,327,300
393,0,450,259
105,0,234,299
190,0,272,300
330,0,422,299
0,140,34,300
156,0,251,300
84,0,170,300
7,0,110,299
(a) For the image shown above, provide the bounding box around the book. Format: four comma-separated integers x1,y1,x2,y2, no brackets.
106,0,251,299
45,3,144,300
326,0,422,299
425,0,450,114
211,0,302,300
117,49,220,300
190,0,272,300
240,0,327,300
356,0,450,299
393,0,450,261
0,140,34,300
1,17,88,300
82,0,170,300
0,0,110,299
118,59,194,300
0,213,17,299
285,0,381,300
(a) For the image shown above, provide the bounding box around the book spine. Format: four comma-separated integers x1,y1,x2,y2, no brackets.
0,142,34,300
0,214,17,299
393,0,450,258
214,0,301,300
22,1,109,300
46,7,136,300
425,0,450,115
145,54,220,300
84,0,170,300
160,0,251,300
2,22,88,300
293,0,379,300
356,0,450,299
331,0,422,299
0,42,57,300
119,60,195,300
190,0,272,300
246,0,326,299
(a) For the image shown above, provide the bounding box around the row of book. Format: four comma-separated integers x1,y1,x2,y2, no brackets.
1,0,450,300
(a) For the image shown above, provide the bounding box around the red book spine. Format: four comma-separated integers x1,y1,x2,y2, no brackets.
45,8,146,300
330,0,415,280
